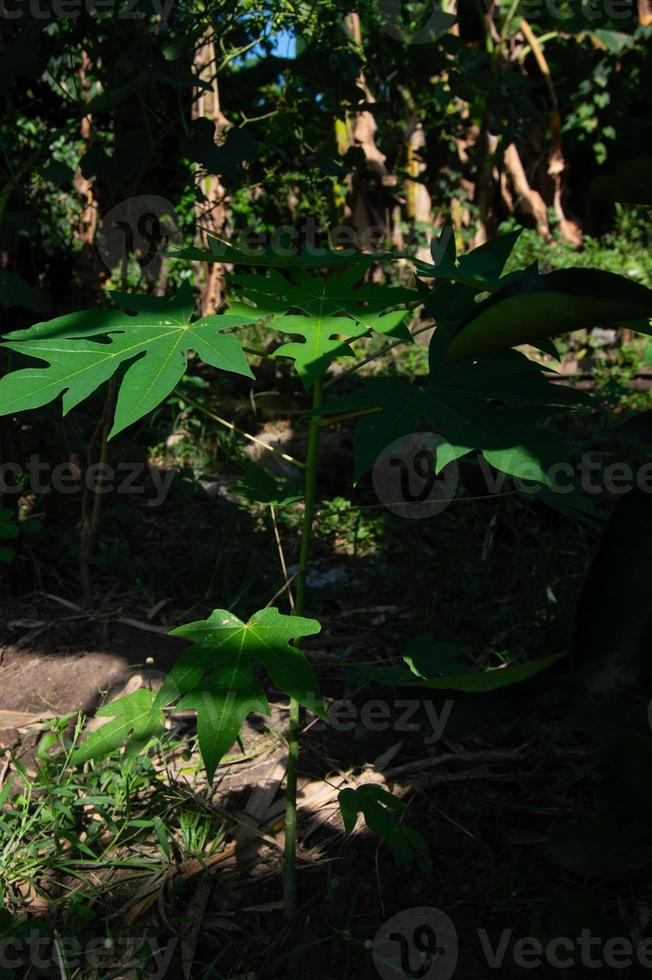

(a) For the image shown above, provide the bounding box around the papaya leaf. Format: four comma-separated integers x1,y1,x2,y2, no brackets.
266,313,368,389
226,267,416,386
0,283,255,437
338,785,431,871
231,267,418,321
404,637,473,678
153,607,323,780
234,462,303,507
318,349,591,484
404,649,567,691
412,224,522,291
356,650,566,692
71,689,165,766
444,269,652,363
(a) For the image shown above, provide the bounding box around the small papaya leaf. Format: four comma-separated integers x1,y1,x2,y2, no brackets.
454,229,522,284
339,784,405,834
426,222,456,277
444,269,652,363
71,689,165,765
338,785,431,871
412,225,522,291
0,283,255,436
318,349,591,483
151,608,322,779
0,546,15,563
234,462,303,506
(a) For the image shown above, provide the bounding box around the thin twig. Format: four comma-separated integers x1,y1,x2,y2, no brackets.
269,504,295,612
174,389,306,470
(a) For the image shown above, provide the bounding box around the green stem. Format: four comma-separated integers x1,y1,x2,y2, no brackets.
283,374,323,922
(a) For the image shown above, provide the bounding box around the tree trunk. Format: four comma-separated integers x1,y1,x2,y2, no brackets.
339,13,400,251
192,35,230,314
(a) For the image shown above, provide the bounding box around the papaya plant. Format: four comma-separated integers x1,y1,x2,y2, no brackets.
0,225,650,920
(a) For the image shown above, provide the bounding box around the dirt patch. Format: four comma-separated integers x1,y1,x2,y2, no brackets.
0,593,186,722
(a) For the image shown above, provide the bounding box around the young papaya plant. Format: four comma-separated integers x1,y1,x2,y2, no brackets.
0,225,650,921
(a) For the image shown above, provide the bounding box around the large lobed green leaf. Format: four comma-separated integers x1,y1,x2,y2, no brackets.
338,784,431,871
444,269,652,363
357,636,566,693
412,224,522,292
71,689,166,766
72,608,323,781
0,283,255,436
410,226,652,363
228,266,417,388
163,607,323,779
319,349,592,486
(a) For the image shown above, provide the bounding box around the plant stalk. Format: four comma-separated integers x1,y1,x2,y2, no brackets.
283,374,323,921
